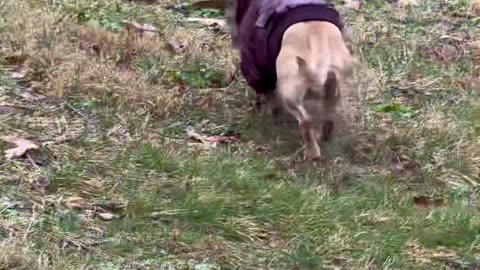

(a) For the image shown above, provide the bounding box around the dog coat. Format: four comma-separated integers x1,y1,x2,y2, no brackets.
235,0,344,95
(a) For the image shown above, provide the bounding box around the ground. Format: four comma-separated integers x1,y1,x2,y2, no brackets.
0,0,480,269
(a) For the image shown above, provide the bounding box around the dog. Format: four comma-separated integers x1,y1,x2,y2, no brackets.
275,21,354,161
193,0,354,161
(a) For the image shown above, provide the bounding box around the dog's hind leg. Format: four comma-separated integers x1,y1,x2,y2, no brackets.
278,81,321,161
320,70,341,142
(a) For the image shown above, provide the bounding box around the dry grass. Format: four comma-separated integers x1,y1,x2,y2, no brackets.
1,0,480,269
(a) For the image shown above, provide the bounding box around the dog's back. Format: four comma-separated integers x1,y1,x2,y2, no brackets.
275,21,353,161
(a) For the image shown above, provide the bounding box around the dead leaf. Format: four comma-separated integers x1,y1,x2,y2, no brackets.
10,68,27,80
186,18,227,32
0,105,26,115
467,40,480,56
80,180,105,194
93,201,126,213
187,130,239,147
426,45,459,63
413,195,444,209
3,54,29,66
3,136,39,159
204,135,239,143
125,21,158,38
397,0,418,7
96,212,118,221
344,0,363,10
187,130,211,144
166,38,187,53
65,196,87,210
462,75,480,90
19,87,46,101
60,237,88,251
472,0,480,15
191,0,227,9
32,177,50,194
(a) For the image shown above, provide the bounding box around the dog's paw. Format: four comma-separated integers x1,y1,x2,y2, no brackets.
304,154,324,167
304,150,322,163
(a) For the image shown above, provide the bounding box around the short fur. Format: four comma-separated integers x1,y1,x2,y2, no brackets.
275,22,353,161
223,0,353,161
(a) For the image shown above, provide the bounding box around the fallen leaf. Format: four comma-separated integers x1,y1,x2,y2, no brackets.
413,195,444,209
0,105,26,115
204,135,239,143
472,0,480,15
80,180,105,194
125,21,158,38
187,129,239,147
462,75,480,90
96,212,118,221
187,130,210,144
4,54,29,66
467,40,480,56
166,38,187,53
65,196,87,210
19,87,46,101
186,18,227,32
426,45,459,63
191,0,227,9
390,155,416,178
60,237,88,251
93,201,126,213
10,68,27,80
3,136,39,159
32,177,50,194
344,0,363,10
397,0,419,7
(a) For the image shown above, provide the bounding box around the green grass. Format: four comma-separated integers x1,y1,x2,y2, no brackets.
0,0,480,269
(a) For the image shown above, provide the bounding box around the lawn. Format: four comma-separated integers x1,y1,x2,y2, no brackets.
0,0,479,269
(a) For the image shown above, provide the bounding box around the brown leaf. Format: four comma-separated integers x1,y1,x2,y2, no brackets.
96,212,118,221
344,0,363,10
191,0,227,9
413,195,444,209
10,68,27,80
186,18,227,32
65,196,87,210
32,177,50,194
125,21,158,38
166,38,187,53
472,0,480,15
3,54,29,66
19,87,46,101
467,40,480,56
397,0,419,7
0,105,26,115
187,130,239,147
3,136,39,159
204,135,240,143
426,45,459,63
80,180,105,194
462,75,480,90
93,201,126,213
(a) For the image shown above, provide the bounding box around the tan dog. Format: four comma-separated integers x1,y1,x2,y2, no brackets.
274,21,353,161
191,0,354,161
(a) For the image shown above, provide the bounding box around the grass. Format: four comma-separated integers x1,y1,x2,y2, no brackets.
0,0,480,269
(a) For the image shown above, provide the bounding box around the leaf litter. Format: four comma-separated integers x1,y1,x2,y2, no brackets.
65,196,88,210
2,136,40,159
413,195,445,209
187,129,240,148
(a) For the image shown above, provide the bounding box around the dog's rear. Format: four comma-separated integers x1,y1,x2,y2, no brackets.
276,21,353,161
